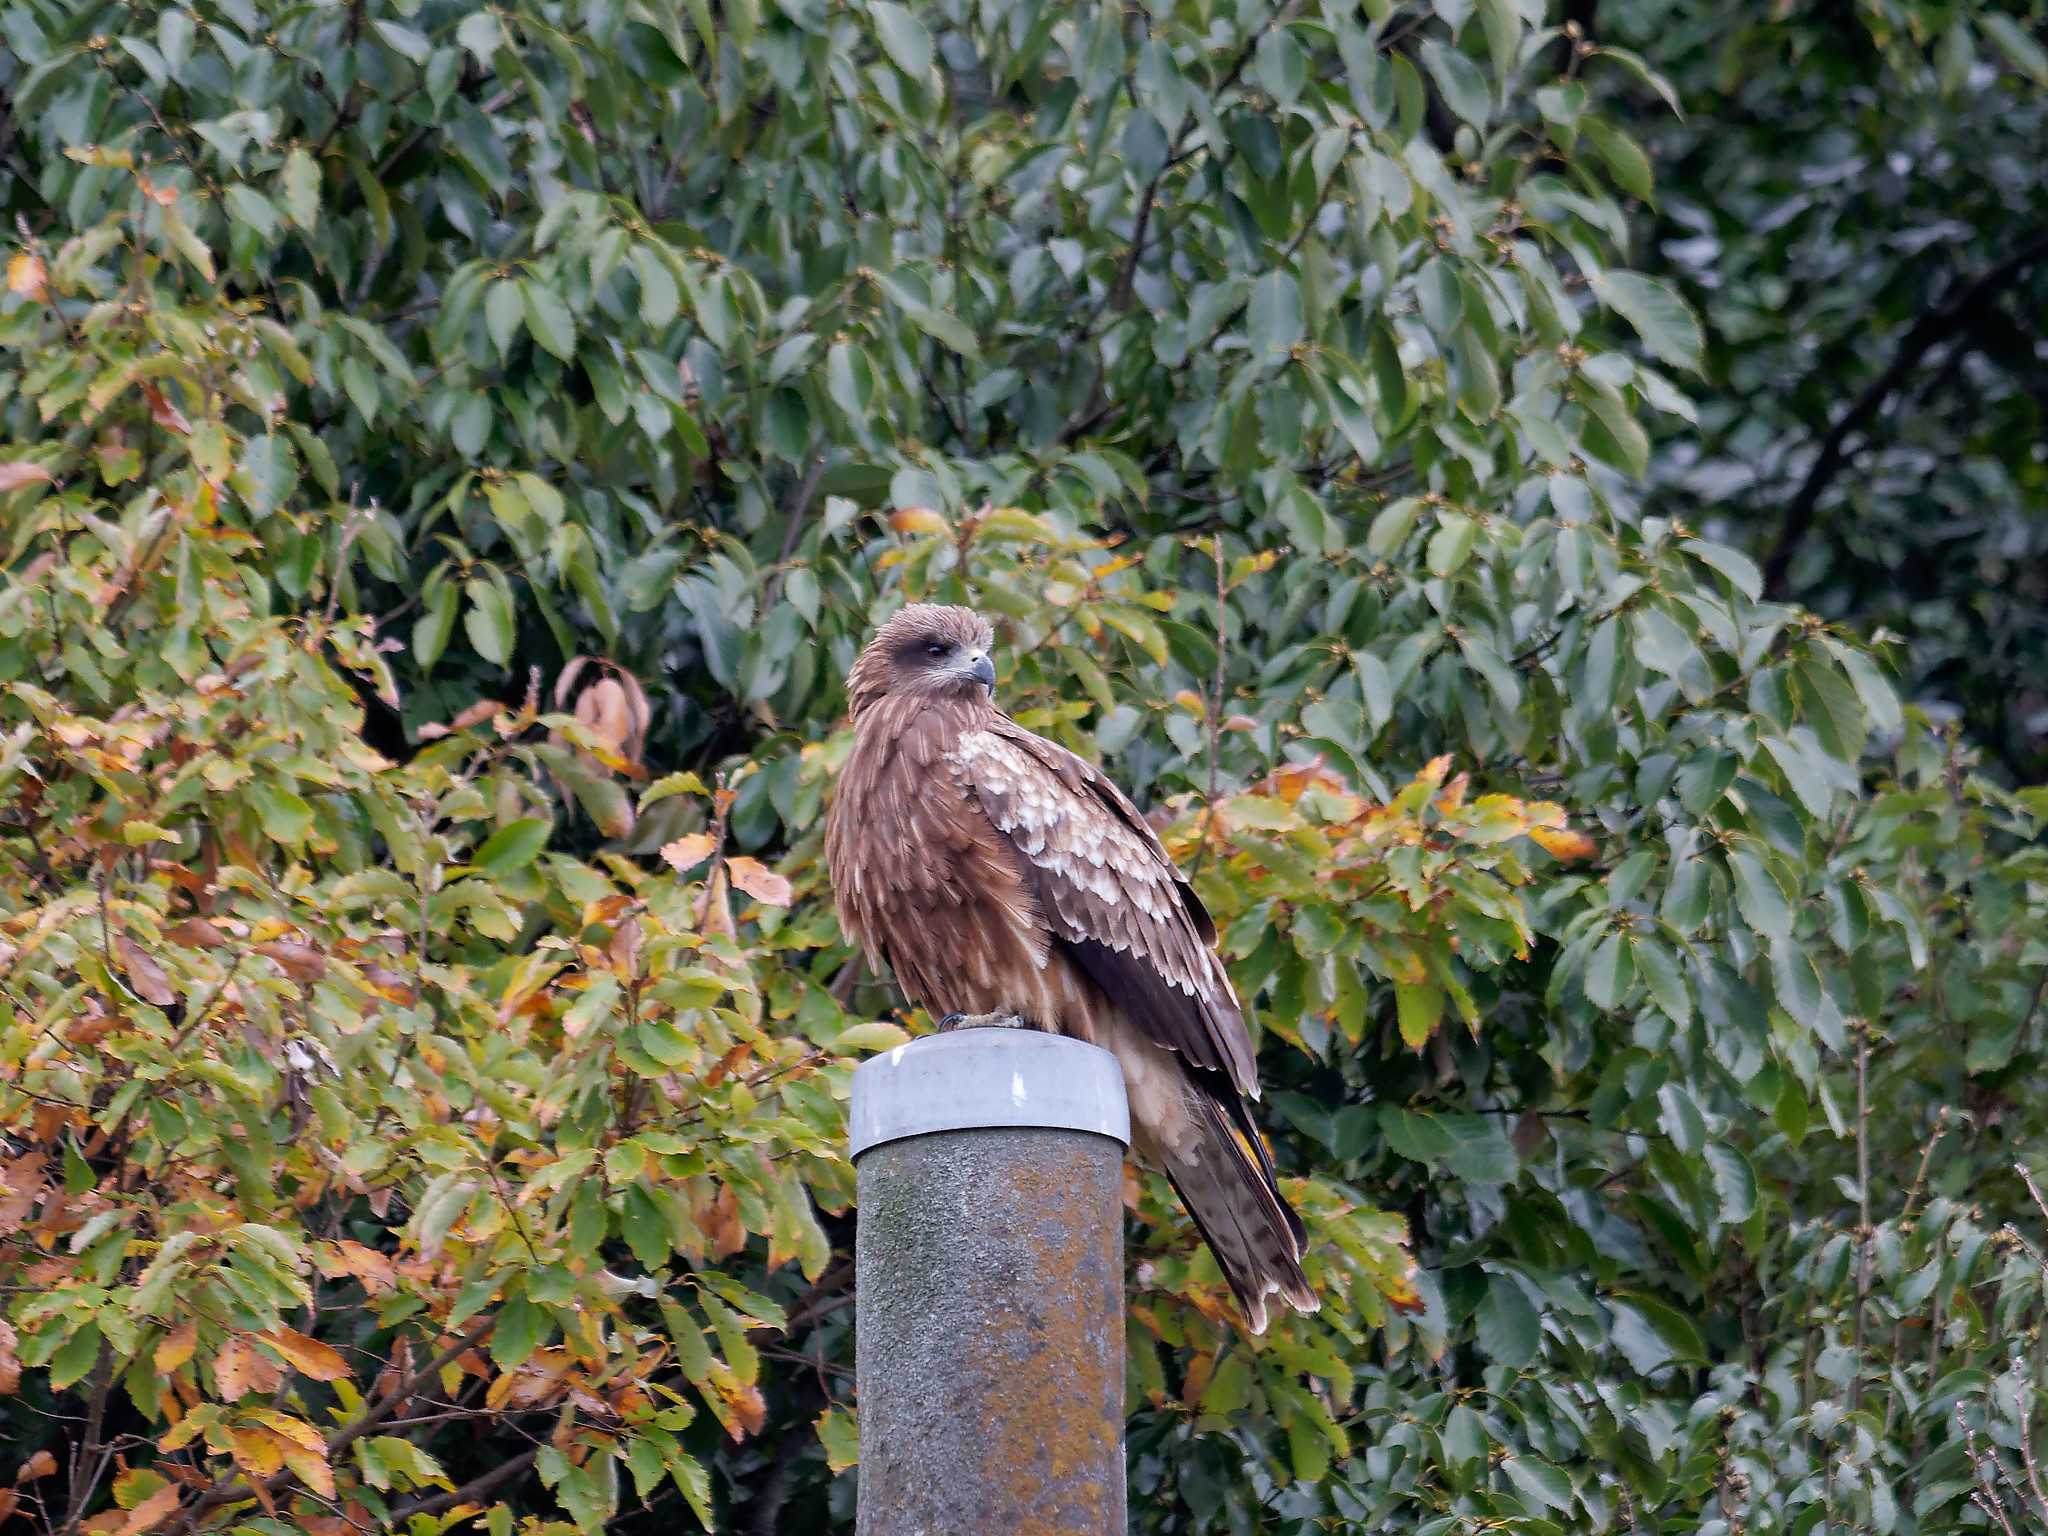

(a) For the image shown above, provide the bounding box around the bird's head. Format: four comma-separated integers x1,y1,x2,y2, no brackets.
845,603,997,719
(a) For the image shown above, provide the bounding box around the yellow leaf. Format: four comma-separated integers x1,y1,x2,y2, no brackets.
815,1407,860,1473
153,1320,197,1373
1529,825,1597,862
261,1327,349,1382
725,856,792,906
226,1427,284,1479
1395,981,1443,1051
660,833,717,872
282,1445,335,1499
245,1410,324,1455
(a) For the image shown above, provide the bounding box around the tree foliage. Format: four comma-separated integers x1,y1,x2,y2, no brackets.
1,1,2045,1533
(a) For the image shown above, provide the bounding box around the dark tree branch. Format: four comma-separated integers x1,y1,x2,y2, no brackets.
1764,228,2048,597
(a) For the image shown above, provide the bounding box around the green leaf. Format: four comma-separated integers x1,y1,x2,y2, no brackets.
1682,538,1762,601
1477,1273,1540,1368
1248,270,1304,356
1579,116,1655,201
871,2,933,79
1729,849,1793,942
1584,931,1634,1010
491,1295,548,1368
1704,1142,1757,1223
486,280,524,357
464,576,515,665
1420,39,1493,128
252,782,315,844
1981,13,2048,85
520,279,577,362
471,817,552,876
635,246,680,328
1501,1456,1573,1514
1587,272,1704,374
281,147,319,231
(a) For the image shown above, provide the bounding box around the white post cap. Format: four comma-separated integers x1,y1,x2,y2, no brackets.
848,1029,1131,1159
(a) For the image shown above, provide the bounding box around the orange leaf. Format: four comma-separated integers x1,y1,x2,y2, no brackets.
659,833,717,873
5,251,46,302
118,1484,181,1536
0,461,53,493
317,1238,397,1296
153,1320,197,1373
261,1327,348,1382
1529,825,1597,862
213,1335,282,1402
15,1450,57,1483
888,505,949,536
725,857,792,906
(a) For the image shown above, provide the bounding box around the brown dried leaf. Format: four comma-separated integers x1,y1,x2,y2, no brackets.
659,833,717,873
255,941,327,982
115,936,176,1006
449,698,509,731
139,383,190,437
725,857,792,907
163,917,226,949
15,1450,56,1483
0,1319,19,1394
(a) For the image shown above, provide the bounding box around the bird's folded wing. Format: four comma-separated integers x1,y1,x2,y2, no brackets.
950,719,1258,1097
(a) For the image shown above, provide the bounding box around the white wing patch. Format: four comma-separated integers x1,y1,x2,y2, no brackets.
951,728,1189,981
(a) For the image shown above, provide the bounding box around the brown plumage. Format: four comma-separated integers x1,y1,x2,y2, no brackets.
824,602,1316,1332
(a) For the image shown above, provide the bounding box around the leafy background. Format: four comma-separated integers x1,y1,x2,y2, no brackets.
2,1,2046,1533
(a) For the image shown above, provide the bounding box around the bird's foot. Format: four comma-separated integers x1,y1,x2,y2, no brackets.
936,1010,1029,1032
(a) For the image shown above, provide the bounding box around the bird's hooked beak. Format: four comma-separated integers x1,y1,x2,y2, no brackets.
968,652,996,694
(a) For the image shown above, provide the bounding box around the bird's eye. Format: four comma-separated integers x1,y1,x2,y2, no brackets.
925,641,949,658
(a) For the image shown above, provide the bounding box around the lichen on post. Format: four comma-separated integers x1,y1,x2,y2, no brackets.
850,1027,1131,1535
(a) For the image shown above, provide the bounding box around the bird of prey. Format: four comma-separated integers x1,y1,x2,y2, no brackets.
824,602,1316,1332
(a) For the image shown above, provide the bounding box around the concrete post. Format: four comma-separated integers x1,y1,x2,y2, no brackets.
849,1028,1130,1536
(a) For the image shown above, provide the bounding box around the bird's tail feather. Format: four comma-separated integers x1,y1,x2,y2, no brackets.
1165,1094,1317,1334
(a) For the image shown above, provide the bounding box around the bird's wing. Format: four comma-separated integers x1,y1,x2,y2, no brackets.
950,719,1258,1097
